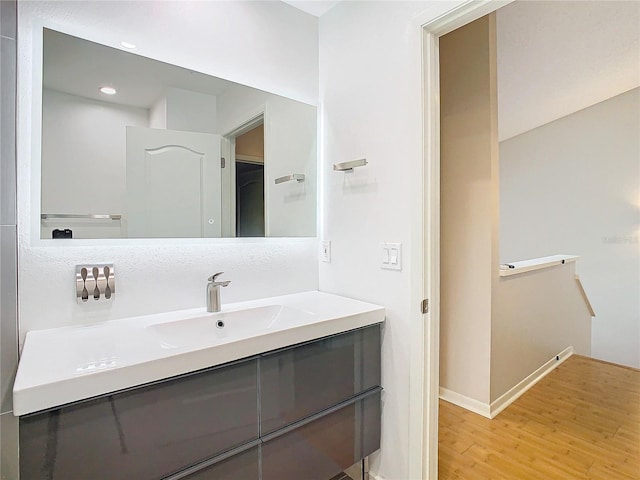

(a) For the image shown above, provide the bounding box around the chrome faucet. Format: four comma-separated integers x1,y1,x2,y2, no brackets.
207,272,231,313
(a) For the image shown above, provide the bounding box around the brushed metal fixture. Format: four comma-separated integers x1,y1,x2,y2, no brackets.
76,264,115,303
421,298,429,314
207,272,231,313
333,158,367,173
274,173,305,184
43,213,122,220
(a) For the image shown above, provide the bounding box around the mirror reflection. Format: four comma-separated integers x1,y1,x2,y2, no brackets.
41,28,317,239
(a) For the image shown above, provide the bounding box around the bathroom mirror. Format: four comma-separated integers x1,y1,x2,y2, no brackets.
40,28,317,239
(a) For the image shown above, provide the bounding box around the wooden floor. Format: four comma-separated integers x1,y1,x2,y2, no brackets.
439,355,640,479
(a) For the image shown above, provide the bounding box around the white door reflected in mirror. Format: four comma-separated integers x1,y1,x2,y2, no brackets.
125,127,221,238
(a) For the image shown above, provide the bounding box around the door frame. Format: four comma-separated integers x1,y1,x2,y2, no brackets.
417,1,514,477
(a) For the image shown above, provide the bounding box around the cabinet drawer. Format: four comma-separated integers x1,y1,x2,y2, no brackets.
166,445,260,480
260,325,381,434
19,358,259,480
261,389,381,480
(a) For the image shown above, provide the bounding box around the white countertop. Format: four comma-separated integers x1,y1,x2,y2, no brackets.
13,291,384,416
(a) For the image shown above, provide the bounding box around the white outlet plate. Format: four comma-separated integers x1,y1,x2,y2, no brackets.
380,242,402,270
321,240,331,263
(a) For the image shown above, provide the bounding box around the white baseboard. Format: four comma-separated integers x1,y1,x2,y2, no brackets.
489,346,574,417
439,387,491,418
440,346,574,419
344,464,362,479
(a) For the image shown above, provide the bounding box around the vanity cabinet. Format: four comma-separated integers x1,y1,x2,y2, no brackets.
260,325,380,434
167,445,261,480
19,359,259,480
19,324,381,480
261,390,381,480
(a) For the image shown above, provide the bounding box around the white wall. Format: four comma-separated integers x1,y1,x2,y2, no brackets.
41,89,149,238
17,1,319,341
319,2,465,478
491,262,592,401
149,95,167,129
164,87,217,134
500,88,640,368
263,96,317,237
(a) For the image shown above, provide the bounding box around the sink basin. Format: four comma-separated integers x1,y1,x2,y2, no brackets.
149,305,312,348
13,290,384,416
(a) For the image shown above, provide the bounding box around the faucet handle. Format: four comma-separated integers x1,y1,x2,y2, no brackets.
208,272,231,287
208,272,225,282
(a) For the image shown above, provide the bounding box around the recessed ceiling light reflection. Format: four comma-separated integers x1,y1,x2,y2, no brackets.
99,86,117,95
120,41,136,49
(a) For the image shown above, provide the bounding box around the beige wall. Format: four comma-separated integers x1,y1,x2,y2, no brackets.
440,13,499,404
236,124,264,161
491,264,592,400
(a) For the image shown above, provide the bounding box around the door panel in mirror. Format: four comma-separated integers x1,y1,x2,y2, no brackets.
125,127,221,238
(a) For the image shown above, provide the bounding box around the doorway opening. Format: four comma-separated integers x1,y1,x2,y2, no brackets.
222,114,266,237
235,123,265,237
420,1,512,477
423,0,638,477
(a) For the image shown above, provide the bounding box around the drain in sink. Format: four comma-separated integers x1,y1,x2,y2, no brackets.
216,320,225,329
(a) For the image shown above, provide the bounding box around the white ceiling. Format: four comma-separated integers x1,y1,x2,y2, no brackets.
497,0,640,141
281,0,339,17
43,29,237,109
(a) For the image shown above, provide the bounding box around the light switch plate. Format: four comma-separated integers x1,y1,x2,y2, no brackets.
321,240,331,263
380,242,402,270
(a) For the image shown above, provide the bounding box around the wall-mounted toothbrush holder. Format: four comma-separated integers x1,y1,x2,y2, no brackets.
333,158,368,173
76,264,115,304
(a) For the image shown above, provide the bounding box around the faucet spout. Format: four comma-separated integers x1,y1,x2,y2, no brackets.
207,272,230,313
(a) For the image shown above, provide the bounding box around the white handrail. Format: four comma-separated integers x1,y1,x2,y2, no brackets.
575,274,596,317
499,254,579,277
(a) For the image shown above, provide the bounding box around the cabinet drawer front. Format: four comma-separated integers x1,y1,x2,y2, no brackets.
261,389,381,480
19,359,259,480
168,446,260,480
260,325,381,434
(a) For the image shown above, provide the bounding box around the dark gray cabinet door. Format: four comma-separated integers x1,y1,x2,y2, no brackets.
261,389,381,480
260,325,381,434
19,359,259,480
